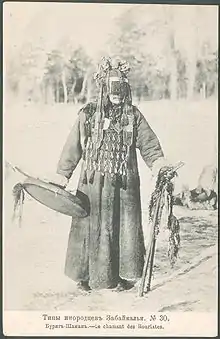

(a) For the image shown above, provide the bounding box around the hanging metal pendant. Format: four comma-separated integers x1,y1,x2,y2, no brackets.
112,121,123,133
103,118,110,130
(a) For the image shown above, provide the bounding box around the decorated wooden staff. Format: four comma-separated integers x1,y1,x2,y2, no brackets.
139,161,184,297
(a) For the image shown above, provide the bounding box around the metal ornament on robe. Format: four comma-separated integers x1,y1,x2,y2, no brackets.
22,177,90,218
93,83,105,158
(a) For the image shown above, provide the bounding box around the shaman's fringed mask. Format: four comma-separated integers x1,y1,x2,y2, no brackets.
83,57,134,189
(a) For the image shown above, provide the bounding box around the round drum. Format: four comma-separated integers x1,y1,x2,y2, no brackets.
22,177,90,218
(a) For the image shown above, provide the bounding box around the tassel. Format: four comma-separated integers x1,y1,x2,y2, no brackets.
122,175,127,190
112,174,117,187
168,215,180,267
85,121,91,137
121,111,129,127
100,173,105,187
82,149,86,160
12,183,25,228
123,131,133,147
82,170,87,184
89,170,95,184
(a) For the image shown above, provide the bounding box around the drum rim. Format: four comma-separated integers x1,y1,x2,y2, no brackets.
22,177,89,217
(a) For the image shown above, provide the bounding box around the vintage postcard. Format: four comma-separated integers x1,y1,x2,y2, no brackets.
3,2,218,336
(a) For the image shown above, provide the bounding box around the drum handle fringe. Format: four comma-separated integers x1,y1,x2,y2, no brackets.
12,183,25,228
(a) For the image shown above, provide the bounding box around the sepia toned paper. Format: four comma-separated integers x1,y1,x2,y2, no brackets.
3,2,218,336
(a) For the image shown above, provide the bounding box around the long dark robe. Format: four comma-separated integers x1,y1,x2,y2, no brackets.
57,103,164,289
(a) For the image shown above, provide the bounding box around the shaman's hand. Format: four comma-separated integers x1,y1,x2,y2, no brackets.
48,173,69,189
159,166,178,182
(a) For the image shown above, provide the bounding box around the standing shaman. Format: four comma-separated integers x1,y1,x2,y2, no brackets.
55,57,165,291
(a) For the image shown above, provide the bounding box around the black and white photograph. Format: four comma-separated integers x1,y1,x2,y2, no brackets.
3,2,218,336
